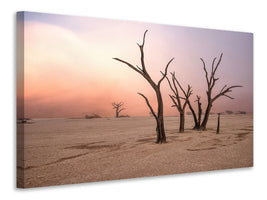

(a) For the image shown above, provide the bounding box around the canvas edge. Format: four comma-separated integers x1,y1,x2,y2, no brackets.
16,11,25,188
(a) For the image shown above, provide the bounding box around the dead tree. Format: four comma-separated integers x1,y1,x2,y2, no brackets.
112,102,125,118
200,53,242,130
113,30,174,143
166,72,192,133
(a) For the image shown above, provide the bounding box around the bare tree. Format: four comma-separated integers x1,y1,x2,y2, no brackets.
200,53,242,130
166,72,192,133
112,102,125,118
113,30,174,143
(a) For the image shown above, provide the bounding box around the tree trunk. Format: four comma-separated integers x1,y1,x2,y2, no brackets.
156,118,166,143
200,103,212,130
188,101,198,129
179,112,185,133
216,113,220,134
197,101,202,129
155,88,166,143
155,122,160,143
116,109,119,118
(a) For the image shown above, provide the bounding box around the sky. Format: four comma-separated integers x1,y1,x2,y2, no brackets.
18,12,253,118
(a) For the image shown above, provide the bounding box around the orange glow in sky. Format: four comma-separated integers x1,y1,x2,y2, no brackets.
19,12,253,118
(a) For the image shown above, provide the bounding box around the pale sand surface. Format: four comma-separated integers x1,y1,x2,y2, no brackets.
17,114,253,188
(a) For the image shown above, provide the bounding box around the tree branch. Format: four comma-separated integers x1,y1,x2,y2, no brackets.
195,95,201,102
213,53,223,75
210,77,219,90
113,58,143,76
136,65,142,71
137,30,148,47
177,96,187,100
118,108,126,113
137,92,157,120
170,72,181,107
182,101,188,110
200,58,210,86
112,102,124,109
223,94,234,99
164,72,176,96
212,85,242,102
220,85,227,93
158,58,174,86
171,72,187,97
137,30,149,75
186,85,193,98
169,95,180,112
211,57,216,76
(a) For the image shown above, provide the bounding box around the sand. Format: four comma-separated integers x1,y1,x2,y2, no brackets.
17,114,253,188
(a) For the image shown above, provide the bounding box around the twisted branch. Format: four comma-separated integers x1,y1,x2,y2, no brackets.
137,92,157,120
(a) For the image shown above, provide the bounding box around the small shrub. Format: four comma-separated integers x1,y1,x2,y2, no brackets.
119,115,130,118
85,113,101,119
236,111,246,114
225,110,233,115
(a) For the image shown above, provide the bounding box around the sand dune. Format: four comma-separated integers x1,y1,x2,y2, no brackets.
17,114,253,188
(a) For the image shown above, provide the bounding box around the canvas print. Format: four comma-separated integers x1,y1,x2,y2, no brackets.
17,11,253,188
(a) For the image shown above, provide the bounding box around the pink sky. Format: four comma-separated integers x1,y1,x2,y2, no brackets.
18,12,253,118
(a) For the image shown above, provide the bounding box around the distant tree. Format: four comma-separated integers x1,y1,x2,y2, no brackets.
85,113,101,119
119,114,130,118
199,53,242,130
236,111,246,114
225,110,233,115
113,30,174,143
165,72,192,133
112,102,125,118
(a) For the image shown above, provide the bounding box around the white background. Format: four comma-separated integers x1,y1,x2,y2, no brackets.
0,0,266,199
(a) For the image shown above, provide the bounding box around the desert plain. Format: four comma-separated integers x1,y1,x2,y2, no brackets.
17,114,253,188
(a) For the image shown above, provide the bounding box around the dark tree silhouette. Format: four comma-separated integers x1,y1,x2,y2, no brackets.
113,30,174,143
236,111,246,114
187,100,198,129
225,110,233,114
193,95,203,129
112,102,125,118
200,53,242,130
165,72,192,133
196,96,202,129
187,95,202,130
216,113,221,134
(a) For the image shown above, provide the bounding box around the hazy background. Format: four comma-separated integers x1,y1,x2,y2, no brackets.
19,12,253,118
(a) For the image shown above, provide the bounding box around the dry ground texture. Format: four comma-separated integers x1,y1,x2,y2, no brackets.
17,114,253,188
